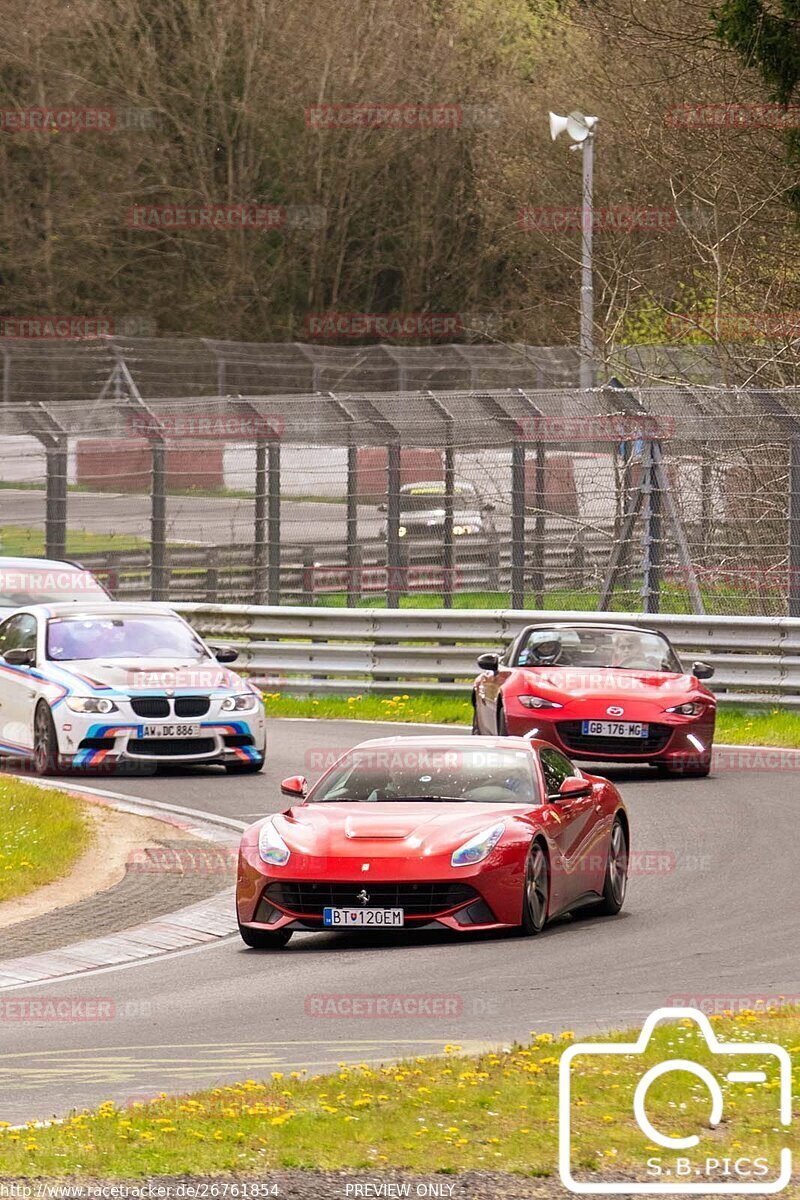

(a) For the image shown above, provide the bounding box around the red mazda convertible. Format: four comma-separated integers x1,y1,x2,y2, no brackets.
472,622,716,776
236,735,628,949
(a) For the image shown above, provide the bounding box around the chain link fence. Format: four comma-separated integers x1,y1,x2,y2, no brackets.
0,339,798,617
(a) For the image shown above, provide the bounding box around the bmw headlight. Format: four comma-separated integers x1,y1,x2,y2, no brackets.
665,701,705,716
65,697,119,714
258,821,291,866
518,696,563,710
451,821,505,868
221,693,260,713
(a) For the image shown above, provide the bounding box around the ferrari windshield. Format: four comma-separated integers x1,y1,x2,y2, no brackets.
0,567,107,607
46,615,209,662
310,744,539,805
515,626,680,672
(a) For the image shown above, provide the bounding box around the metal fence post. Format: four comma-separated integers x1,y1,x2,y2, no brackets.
268,441,281,605
510,439,526,608
151,439,168,600
45,439,68,560
790,436,800,617
386,441,402,608
642,440,662,613
253,440,267,603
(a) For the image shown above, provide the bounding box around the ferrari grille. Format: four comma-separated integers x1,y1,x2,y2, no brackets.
265,881,479,918
557,720,673,755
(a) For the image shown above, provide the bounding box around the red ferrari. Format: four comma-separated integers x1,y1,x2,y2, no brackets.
472,622,716,776
236,735,628,949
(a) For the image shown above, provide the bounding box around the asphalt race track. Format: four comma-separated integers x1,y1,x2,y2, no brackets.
1,717,798,1125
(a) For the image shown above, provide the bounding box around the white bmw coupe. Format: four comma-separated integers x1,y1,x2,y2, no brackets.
0,602,266,775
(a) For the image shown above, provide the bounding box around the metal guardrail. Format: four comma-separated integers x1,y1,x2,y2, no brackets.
175,604,800,706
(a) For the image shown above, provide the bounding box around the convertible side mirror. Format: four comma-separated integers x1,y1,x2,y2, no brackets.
482,503,496,513
210,645,239,663
692,660,714,680
377,503,388,513
3,647,35,667
554,775,592,802
280,775,308,797
477,652,500,673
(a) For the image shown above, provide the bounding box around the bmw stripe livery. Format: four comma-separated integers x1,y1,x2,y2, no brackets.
0,602,266,775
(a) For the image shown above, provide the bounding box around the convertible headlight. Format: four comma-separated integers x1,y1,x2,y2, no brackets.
65,696,119,714
258,821,291,866
518,696,563,709
221,693,260,713
453,524,480,536
665,701,705,716
398,526,407,537
451,821,505,868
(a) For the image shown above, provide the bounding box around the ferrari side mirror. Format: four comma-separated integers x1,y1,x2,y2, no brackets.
280,775,307,797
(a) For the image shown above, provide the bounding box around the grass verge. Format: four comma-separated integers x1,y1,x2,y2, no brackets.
262,692,800,748
2,1008,796,1178
0,777,92,903
0,524,148,557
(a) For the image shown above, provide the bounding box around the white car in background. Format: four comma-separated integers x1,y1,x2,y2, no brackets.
0,602,266,775
0,556,112,614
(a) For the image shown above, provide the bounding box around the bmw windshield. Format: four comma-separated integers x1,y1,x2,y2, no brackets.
310,745,539,805
46,615,209,662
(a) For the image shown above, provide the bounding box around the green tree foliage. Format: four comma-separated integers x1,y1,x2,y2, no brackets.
715,0,800,211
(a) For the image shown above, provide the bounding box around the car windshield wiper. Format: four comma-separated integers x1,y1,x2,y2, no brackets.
376,795,465,803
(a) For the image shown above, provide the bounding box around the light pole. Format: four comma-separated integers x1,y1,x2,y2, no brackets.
548,110,598,391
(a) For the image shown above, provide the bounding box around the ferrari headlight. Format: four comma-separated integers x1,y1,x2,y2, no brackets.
65,696,119,714
221,693,260,713
258,821,291,866
518,696,563,709
451,821,505,868
665,701,705,716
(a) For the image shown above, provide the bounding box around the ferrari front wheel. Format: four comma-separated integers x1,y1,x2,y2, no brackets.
595,817,628,916
518,840,549,935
